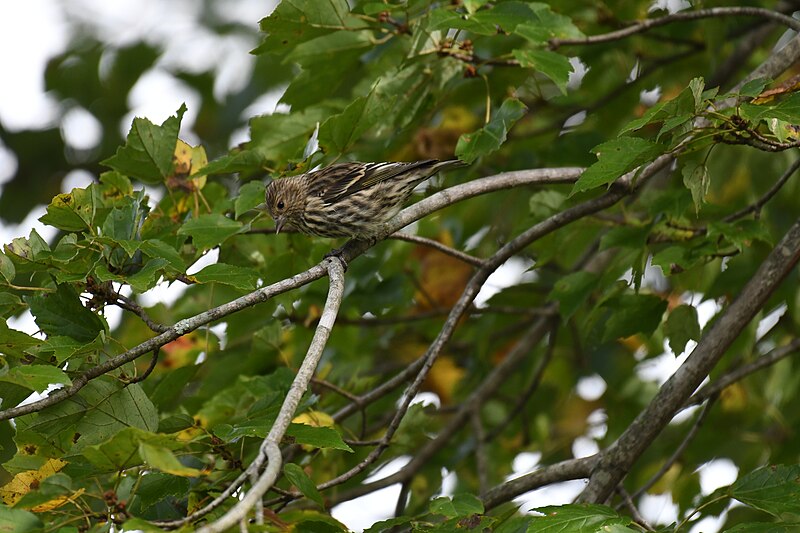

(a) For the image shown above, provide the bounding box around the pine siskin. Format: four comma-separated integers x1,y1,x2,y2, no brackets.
263,159,464,239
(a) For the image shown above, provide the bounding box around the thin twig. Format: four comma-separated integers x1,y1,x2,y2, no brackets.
120,348,159,385
723,158,800,222
389,232,485,267
627,397,717,502
616,486,654,531
550,7,800,49
682,339,800,409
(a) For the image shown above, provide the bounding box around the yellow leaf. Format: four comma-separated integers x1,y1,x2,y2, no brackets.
293,411,334,428
30,488,86,512
0,458,67,506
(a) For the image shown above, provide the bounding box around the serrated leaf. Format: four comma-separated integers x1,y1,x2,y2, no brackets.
513,49,572,94
456,98,527,164
138,442,201,477
319,87,393,154
25,283,107,342
514,4,584,42
529,504,632,532
191,263,259,291
139,239,185,273
740,92,800,123
284,463,324,507
665,304,700,355
256,0,365,53
0,365,71,393
15,379,158,451
572,137,665,194
682,160,709,214
731,465,800,517
249,106,335,166
198,150,267,176
177,213,243,250
235,180,266,219
602,293,667,342
101,104,186,184
0,252,15,283
39,186,105,232
286,424,353,452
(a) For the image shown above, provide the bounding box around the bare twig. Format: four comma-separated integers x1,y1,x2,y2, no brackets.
683,338,800,409
389,232,485,268
616,486,654,531
120,348,159,385
723,158,800,222
550,7,800,49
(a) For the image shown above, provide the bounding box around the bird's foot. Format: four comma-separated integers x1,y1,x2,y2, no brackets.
324,246,349,271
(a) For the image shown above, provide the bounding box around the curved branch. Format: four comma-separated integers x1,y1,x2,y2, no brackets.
551,7,800,49
192,257,346,533
482,455,600,510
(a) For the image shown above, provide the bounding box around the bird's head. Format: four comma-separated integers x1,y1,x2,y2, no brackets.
264,177,307,234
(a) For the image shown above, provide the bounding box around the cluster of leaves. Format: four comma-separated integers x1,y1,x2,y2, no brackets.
2,0,800,531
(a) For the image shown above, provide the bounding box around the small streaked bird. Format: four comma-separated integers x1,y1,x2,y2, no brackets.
263,159,464,239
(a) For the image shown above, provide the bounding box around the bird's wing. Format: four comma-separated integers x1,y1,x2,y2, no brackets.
310,160,439,203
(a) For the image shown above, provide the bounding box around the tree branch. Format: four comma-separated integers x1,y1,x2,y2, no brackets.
551,7,800,49
578,215,800,503
0,167,581,422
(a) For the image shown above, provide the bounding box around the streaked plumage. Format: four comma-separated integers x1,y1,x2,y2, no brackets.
264,159,464,239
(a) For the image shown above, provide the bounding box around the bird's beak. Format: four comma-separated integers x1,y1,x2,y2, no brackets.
275,216,285,234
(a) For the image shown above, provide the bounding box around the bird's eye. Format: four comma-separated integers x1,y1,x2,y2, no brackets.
277,200,285,210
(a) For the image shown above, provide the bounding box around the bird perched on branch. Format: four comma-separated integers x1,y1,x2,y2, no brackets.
263,159,465,239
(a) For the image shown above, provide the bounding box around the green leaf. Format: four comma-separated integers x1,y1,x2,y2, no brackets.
731,465,800,517
15,379,158,451
256,0,364,53
664,304,701,355
284,463,324,507
682,160,710,214
512,49,572,94
430,2,537,35
138,442,201,477
39,186,105,232
0,252,15,283
430,493,484,518
572,137,665,194
0,507,43,533
740,92,800,123
25,333,104,365
139,239,185,273
0,365,71,393
549,271,599,320
191,263,259,291
133,473,190,515
319,86,393,154
0,293,25,319
235,180,266,220
286,424,354,452
529,190,566,220
177,213,243,250
514,4,584,42
101,104,186,184
602,294,667,342
81,427,181,472
528,504,632,532
249,106,335,166
199,150,267,176
0,323,42,360
25,283,107,342
456,98,527,164
738,77,771,98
